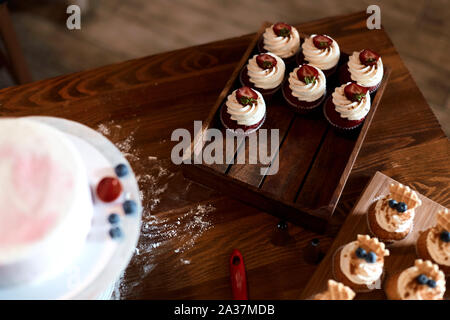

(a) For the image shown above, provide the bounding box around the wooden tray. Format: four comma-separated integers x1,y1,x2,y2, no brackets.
300,171,449,299
182,22,392,232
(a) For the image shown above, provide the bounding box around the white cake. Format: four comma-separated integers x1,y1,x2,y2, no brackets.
0,118,94,287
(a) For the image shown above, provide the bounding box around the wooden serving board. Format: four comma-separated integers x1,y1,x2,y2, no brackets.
300,171,449,299
182,22,392,232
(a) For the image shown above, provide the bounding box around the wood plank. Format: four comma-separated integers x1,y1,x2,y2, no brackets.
261,115,328,201
300,171,450,299
294,128,357,208
226,101,295,187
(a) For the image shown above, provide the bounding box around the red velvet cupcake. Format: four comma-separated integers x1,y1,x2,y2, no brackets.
282,64,326,114
220,86,266,135
296,34,340,79
340,49,384,94
258,22,300,66
239,52,285,100
324,82,371,130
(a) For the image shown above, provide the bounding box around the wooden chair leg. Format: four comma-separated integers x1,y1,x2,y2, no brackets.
0,3,32,84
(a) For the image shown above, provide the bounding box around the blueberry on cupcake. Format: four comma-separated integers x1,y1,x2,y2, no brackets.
417,209,450,276
333,234,389,292
368,182,422,242
220,86,266,135
385,259,446,300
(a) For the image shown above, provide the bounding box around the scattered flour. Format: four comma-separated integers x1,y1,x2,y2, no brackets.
96,120,216,299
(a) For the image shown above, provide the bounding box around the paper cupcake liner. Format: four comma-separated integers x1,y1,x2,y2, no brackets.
281,80,326,114
322,98,364,131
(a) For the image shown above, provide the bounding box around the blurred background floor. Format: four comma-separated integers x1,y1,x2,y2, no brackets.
1,0,449,135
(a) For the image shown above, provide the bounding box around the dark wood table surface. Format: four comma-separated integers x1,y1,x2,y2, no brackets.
0,11,448,299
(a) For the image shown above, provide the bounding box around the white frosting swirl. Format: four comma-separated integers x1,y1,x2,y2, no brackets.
263,25,300,58
398,267,446,300
247,53,285,90
332,83,370,121
226,89,266,126
288,65,326,102
374,197,414,233
348,51,383,87
426,229,450,266
340,241,384,285
301,34,340,71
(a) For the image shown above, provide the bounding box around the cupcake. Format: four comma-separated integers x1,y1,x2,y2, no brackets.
368,182,422,242
312,280,355,300
258,22,300,65
240,52,285,99
282,64,326,113
339,49,383,93
220,86,266,135
333,234,389,292
323,82,370,130
296,34,340,78
417,209,450,275
385,259,446,300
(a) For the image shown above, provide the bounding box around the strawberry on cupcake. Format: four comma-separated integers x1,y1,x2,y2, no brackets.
282,64,326,113
258,22,300,65
220,86,266,135
340,49,384,93
324,82,370,130
240,52,285,99
297,34,340,78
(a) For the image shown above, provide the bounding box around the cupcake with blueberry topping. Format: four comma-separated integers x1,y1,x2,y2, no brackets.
312,280,355,300
417,209,450,275
340,49,383,93
282,64,326,113
323,82,370,130
368,182,422,242
385,259,446,300
296,34,340,78
220,86,266,135
240,52,285,99
333,234,389,292
258,22,300,65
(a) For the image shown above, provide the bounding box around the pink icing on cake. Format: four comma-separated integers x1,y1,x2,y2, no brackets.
0,118,93,287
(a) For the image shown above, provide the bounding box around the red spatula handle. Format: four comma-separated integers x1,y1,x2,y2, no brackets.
230,249,248,300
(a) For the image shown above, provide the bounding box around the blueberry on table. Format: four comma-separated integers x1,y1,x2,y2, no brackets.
355,247,367,259
396,202,407,213
108,213,120,224
440,230,450,243
365,251,377,263
388,199,398,209
109,227,123,239
123,200,137,215
416,274,428,285
427,279,437,288
115,163,129,177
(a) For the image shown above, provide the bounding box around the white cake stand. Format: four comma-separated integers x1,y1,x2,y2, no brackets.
0,117,142,300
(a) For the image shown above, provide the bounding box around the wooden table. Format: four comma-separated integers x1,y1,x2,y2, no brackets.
0,11,448,299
